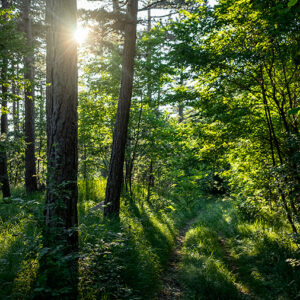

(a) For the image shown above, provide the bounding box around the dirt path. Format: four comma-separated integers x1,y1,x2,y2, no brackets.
157,215,200,299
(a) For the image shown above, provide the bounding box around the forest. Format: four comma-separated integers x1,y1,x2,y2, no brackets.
0,0,299,299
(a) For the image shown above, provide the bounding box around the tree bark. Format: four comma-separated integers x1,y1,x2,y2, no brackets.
41,0,78,296
23,0,37,193
104,0,138,217
0,0,11,198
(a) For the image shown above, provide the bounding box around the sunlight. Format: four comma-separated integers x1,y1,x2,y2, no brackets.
74,25,88,44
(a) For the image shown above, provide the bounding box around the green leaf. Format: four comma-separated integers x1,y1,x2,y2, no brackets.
288,107,300,115
166,205,176,211
288,0,298,7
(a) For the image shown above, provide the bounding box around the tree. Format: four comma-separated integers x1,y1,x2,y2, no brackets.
40,0,78,296
23,0,37,192
0,0,11,198
166,0,300,231
104,0,138,217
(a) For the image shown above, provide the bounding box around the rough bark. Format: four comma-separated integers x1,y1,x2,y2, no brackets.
0,0,11,198
41,0,78,296
23,0,37,193
104,0,138,217
46,0,78,246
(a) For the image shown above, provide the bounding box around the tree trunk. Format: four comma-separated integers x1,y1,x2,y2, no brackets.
128,97,143,201
12,66,19,135
104,0,138,218
146,159,154,203
40,0,78,297
260,67,298,234
0,0,11,198
178,104,184,122
23,0,37,193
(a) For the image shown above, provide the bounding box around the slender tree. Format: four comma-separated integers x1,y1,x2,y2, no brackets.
23,0,37,192
104,0,138,217
0,0,11,198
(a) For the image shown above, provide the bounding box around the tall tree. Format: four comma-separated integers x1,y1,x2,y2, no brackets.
104,0,138,217
41,0,78,296
0,0,11,198
23,0,37,192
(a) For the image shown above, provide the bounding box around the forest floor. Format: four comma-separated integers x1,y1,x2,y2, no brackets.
156,198,300,300
158,213,201,299
0,188,299,300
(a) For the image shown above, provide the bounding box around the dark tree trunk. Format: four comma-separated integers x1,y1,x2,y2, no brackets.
40,0,78,297
23,0,37,193
0,0,11,198
146,5,152,103
12,66,19,135
104,0,138,218
178,76,184,122
112,0,120,13
146,159,154,203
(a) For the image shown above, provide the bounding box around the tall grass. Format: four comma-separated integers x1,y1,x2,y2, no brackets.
1,181,298,299
0,190,43,298
78,178,202,299
179,198,300,299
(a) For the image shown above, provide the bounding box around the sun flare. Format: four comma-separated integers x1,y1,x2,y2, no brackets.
74,25,88,44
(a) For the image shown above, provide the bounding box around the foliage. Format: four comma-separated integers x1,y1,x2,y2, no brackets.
1,0,300,298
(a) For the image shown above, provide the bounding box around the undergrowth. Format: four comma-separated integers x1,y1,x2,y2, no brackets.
1,181,298,299
0,179,202,299
179,198,300,300
77,178,202,299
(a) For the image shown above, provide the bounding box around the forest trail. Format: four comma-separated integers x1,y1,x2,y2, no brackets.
157,213,200,299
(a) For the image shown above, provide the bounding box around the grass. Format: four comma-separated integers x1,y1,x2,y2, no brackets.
78,178,203,299
0,179,202,299
0,182,299,299
0,189,43,299
178,198,300,300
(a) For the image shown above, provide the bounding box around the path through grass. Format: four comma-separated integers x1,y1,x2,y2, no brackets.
158,211,201,299
159,198,300,300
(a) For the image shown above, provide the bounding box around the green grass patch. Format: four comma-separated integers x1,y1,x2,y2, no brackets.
0,190,44,299
3,181,296,299
179,198,300,300
78,178,203,299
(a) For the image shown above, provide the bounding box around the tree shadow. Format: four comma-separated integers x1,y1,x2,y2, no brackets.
127,199,174,266
179,200,300,300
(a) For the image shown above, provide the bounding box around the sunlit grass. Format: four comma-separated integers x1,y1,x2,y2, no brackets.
1,182,298,299
78,179,183,298
77,178,203,299
0,192,43,299
178,199,300,299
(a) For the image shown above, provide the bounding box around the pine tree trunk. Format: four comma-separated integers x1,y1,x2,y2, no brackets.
23,0,37,193
39,0,78,297
0,0,11,198
104,0,138,217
